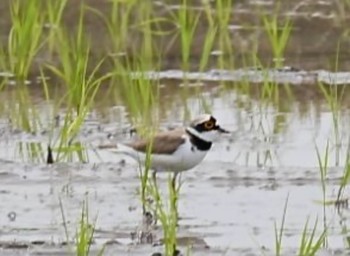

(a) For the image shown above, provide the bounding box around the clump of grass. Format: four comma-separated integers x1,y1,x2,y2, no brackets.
87,0,136,61
298,217,326,256
148,174,180,256
45,0,68,56
199,2,218,73
44,4,111,162
139,132,155,214
335,145,350,206
114,54,160,196
169,0,200,72
95,0,164,229
60,198,104,256
47,5,106,115
274,194,289,256
273,195,327,256
75,201,103,256
214,0,234,70
4,0,46,80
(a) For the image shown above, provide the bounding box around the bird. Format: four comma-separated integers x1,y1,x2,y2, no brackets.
99,114,228,216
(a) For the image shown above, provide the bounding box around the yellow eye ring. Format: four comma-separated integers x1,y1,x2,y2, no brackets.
204,121,214,130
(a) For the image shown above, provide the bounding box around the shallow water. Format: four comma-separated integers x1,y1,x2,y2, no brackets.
1,0,350,255
0,88,350,255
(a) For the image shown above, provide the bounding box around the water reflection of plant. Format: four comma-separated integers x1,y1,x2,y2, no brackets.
315,141,329,233
3,0,350,255
318,47,347,166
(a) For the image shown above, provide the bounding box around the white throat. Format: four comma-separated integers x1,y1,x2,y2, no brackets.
186,126,211,142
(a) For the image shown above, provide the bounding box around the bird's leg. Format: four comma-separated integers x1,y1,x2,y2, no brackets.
171,172,179,223
152,170,161,203
142,170,160,226
151,170,159,225
152,170,158,189
141,182,146,215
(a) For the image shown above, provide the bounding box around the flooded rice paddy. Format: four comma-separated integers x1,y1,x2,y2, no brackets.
1,87,350,255
1,0,350,255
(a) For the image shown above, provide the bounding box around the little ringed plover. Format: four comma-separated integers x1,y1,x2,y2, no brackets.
99,114,228,176
99,114,228,218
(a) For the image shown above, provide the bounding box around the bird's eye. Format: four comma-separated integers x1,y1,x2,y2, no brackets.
204,121,214,130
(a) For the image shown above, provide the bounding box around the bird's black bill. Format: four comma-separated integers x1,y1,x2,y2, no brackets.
216,126,229,133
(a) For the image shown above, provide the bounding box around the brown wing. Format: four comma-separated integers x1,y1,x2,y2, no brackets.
126,128,186,155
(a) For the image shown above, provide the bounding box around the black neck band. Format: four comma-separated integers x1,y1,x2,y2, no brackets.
186,129,212,151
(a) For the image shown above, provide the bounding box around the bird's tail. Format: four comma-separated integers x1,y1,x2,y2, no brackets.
98,143,136,158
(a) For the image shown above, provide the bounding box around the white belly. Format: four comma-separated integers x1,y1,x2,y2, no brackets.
120,138,208,173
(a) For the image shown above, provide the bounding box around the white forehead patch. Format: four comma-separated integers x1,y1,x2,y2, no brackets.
190,114,212,126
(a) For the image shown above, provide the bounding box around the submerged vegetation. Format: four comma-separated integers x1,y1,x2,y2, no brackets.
0,0,350,255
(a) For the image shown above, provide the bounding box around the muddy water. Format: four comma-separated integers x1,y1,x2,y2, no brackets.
1,0,350,255
0,85,349,255
1,0,350,75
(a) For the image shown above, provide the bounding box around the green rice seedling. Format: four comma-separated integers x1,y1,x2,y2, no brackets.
45,4,112,162
298,217,326,256
90,0,167,74
214,0,234,70
274,194,289,256
59,198,105,256
168,0,200,72
136,130,155,214
46,8,100,115
198,25,218,72
75,201,104,256
315,143,350,209
0,44,7,74
103,0,163,216
117,63,159,129
124,81,159,213
117,70,158,215
116,1,160,124
41,68,89,163
198,2,218,73
261,4,293,68
334,0,350,24
45,0,68,55
336,145,350,204
59,198,70,248
87,0,136,59
136,1,162,71
148,174,180,256
6,0,46,80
